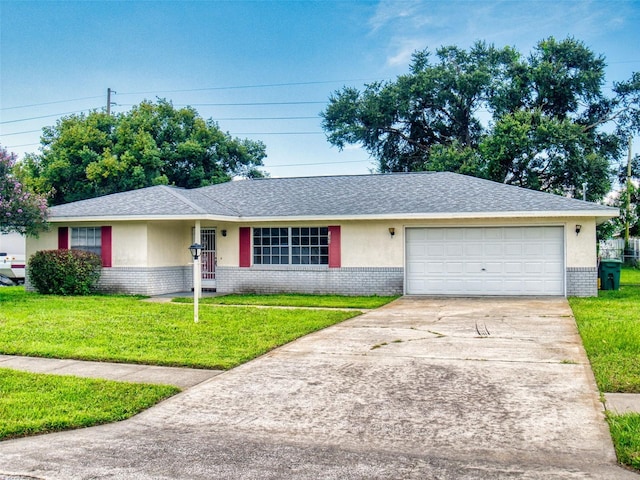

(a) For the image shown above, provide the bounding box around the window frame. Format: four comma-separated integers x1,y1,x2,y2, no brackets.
253,227,329,266
70,226,102,257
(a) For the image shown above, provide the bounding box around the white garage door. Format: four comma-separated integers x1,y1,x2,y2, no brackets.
406,227,564,296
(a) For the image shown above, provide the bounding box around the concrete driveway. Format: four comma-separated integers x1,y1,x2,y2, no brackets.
0,297,637,479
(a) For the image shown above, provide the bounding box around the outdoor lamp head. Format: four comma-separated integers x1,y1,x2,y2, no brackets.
189,243,203,260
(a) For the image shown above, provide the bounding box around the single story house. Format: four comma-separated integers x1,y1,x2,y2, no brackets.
26,172,618,297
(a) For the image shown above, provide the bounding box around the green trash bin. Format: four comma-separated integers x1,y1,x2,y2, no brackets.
599,259,622,290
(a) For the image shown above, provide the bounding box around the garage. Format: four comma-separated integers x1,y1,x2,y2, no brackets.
405,226,564,295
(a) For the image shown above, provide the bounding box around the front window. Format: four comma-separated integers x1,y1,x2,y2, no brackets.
253,227,329,265
71,227,102,256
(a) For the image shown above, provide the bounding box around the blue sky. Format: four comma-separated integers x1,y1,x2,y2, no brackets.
1,0,639,178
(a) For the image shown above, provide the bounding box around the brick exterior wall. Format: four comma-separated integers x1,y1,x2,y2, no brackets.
566,267,598,297
26,265,192,296
96,266,192,295
26,265,598,297
216,266,404,296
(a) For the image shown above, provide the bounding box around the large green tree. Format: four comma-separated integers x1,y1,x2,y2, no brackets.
0,146,48,236
322,37,639,200
21,99,267,205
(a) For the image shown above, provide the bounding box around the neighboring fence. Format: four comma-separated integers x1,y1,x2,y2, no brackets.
599,237,640,263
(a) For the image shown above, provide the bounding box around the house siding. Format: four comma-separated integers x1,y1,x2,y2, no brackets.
566,267,598,297
216,266,404,296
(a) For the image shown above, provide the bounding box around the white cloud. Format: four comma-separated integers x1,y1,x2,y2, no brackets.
368,0,639,72
369,1,427,32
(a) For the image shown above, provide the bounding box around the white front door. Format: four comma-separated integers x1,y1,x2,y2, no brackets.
201,229,216,289
405,226,565,296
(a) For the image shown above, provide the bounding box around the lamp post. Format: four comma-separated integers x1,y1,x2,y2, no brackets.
188,243,203,323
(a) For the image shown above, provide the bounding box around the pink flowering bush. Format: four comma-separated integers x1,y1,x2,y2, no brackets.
0,146,48,235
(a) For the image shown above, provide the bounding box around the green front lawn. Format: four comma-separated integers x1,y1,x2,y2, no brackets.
569,283,640,393
0,368,178,440
173,293,399,309
0,287,378,440
0,288,361,370
621,266,640,285
569,267,640,472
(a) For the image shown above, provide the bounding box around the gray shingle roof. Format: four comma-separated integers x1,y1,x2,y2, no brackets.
50,172,618,219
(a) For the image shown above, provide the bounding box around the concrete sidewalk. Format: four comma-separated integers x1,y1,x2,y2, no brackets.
0,354,221,389
606,393,640,415
0,296,638,479
2,353,637,412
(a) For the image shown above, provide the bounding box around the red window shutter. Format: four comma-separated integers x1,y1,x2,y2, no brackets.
328,225,341,268
58,227,69,249
101,226,112,267
239,227,251,267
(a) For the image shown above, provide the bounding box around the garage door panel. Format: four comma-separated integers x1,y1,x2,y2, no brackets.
406,227,564,296
504,229,524,240
464,244,483,256
504,262,523,274
484,243,504,256
524,262,543,274
424,229,445,240
484,261,503,273
427,262,446,274
502,279,525,292
427,244,445,256
545,263,563,274
464,229,484,241
523,243,543,255
445,243,462,255
406,242,427,255
446,262,464,274
484,229,503,240
465,261,484,273
463,279,486,292
543,243,562,255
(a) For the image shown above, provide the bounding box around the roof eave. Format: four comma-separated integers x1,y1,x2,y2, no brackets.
47,214,236,223
235,210,619,222
48,209,619,224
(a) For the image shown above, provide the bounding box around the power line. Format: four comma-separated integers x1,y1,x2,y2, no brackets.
0,95,104,111
216,116,318,121
117,101,327,107
267,159,371,168
4,142,40,148
117,79,376,96
232,132,323,135
0,129,42,136
0,109,97,125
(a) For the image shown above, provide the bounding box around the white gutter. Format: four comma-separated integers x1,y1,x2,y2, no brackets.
48,209,619,224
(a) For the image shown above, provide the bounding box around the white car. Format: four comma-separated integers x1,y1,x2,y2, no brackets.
0,233,26,285
0,253,25,285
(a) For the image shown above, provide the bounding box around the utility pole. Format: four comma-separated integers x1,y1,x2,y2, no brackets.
107,88,116,115
625,136,633,254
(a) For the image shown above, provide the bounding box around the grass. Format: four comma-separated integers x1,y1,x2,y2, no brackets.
569,273,640,393
606,412,640,471
621,266,640,285
569,266,640,472
0,367,178,440
0,287,373,440
173,293,399,309
0,287,361,369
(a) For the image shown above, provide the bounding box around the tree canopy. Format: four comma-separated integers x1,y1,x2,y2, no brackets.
0,146,48,236
322,37,640,201
21,99,267,205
